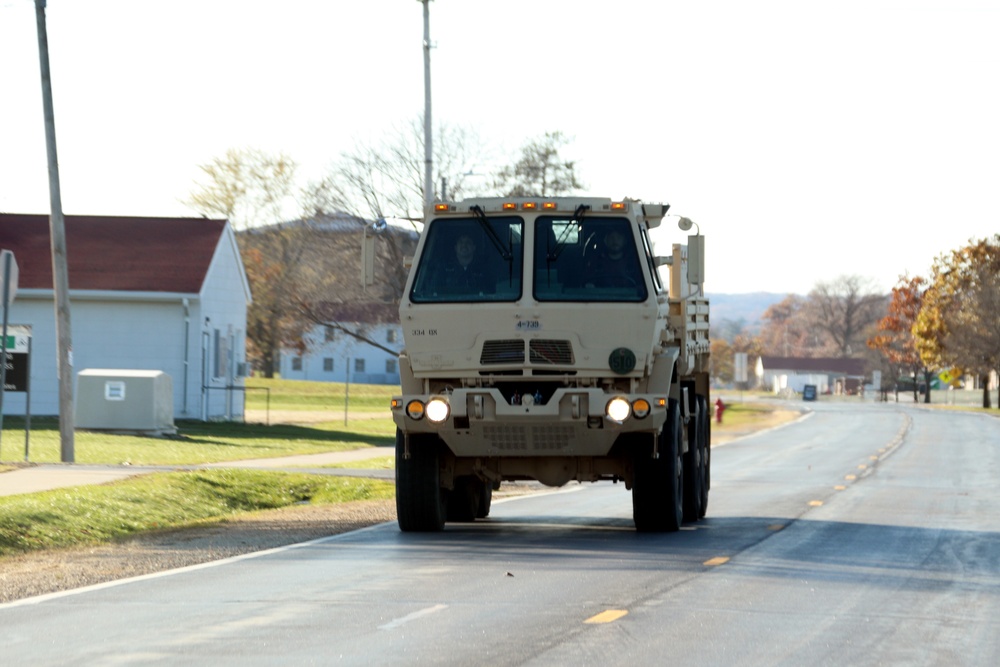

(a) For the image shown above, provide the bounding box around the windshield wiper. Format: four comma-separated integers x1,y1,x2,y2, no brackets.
470,205,513,261
547,204,589,262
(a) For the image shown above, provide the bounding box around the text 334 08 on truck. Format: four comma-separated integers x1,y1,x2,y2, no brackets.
390,196,710,532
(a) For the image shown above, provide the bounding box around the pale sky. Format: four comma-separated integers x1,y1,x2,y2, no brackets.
1,0,998,295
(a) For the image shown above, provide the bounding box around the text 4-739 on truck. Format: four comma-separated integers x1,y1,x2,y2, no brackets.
389,196,710,532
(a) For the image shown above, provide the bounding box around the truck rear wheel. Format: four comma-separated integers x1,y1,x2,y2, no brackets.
447,476,481,522
697,395,710,518
683,394,707,522
477,481,493,518
632,398,684,532
396,429,447,532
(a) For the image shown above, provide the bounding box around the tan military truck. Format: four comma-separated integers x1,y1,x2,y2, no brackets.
390,196,710,532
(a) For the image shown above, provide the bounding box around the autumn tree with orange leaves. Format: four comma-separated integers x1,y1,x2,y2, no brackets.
867,275,931,403
914,235,1000,408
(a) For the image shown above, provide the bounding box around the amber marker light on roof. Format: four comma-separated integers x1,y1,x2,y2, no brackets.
434,203,450,212
522,202,538,210
610,201,627,211
542,202,558,210
502,202,517,210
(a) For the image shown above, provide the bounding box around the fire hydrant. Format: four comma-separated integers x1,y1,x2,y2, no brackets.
714,397,726,424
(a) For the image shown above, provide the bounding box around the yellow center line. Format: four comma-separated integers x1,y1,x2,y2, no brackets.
845,474,857,480
834,485,846,490
809,500,823,507
857,464,868,470
585,609,628,624
703,556,730,566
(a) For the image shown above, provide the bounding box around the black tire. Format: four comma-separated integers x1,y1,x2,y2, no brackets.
664,398,684,530
632,398,684,532
697,395,711,518
683,391,711,522
395,429,447,532
682,400,704,523
447,476,481,523
477,480,493,518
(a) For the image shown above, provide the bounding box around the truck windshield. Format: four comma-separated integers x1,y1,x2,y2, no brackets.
534,216,647,302
409,216,523,303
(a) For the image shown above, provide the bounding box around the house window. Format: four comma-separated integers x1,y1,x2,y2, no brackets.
213,329,229,379
291,357,302,371
325,327,336,342
386,329,396,343
354,358,365,373
386,359,397,374
323,358,334,372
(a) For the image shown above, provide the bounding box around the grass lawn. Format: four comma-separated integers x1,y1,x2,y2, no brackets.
0,378,402,558
245,376,397,413
1,378,400,466
2,417,395,466
0,470,393,557
713,401,790,432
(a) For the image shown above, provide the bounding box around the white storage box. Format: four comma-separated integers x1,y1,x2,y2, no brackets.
75,369,175,435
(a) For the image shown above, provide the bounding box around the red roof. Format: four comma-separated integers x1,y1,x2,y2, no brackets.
759,356,866,377
0,214,227,293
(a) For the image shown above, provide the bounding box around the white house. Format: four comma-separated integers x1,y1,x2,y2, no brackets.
756,356,867,395
279,303,403,385
0,214,251,420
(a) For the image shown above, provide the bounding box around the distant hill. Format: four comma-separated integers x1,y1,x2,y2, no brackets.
707,292,792,335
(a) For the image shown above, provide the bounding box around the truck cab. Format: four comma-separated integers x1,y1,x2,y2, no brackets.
391,197,710,532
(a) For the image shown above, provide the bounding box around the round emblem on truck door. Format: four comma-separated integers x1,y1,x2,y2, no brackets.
609,347,636,374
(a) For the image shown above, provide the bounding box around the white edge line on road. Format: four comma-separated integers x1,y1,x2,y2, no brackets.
0,522,390,610
378,603,448,631
1,486,580,610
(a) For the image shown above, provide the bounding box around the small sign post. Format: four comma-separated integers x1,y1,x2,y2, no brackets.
1,250,21,458
0,325,32,460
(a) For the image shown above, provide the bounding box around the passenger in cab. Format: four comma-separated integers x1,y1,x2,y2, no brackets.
586,229,643,289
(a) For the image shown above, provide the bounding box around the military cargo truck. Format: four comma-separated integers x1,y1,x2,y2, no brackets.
390,196,710,532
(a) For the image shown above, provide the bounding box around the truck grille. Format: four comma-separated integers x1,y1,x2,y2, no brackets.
483,424,575,451
481,339,525,365
529,339,574,365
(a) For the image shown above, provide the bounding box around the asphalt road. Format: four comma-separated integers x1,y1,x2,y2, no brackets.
3,400,1000,666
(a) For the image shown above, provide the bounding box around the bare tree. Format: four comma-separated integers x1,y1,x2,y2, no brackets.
758,294,833,357
186,148,311,376
186,148,297,230
309,117,490,224
806,275,887,358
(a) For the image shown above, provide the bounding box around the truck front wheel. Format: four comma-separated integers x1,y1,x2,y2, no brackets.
632,398,684,532
396,430,447,532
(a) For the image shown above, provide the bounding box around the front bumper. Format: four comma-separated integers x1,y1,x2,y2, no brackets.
391,386,667,457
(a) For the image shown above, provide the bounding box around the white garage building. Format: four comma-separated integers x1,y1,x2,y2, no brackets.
0,214,251,421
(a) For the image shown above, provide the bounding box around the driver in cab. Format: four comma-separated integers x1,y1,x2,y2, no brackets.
432,233,492,295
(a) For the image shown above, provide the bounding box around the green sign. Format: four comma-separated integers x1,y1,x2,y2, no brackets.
609,347,637,375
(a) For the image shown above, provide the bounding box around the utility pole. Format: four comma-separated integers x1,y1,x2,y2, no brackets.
419,0,433,207
34,0,75,462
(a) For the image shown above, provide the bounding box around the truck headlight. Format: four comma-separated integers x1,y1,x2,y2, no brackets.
426,397,451,424
606,397,631,423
